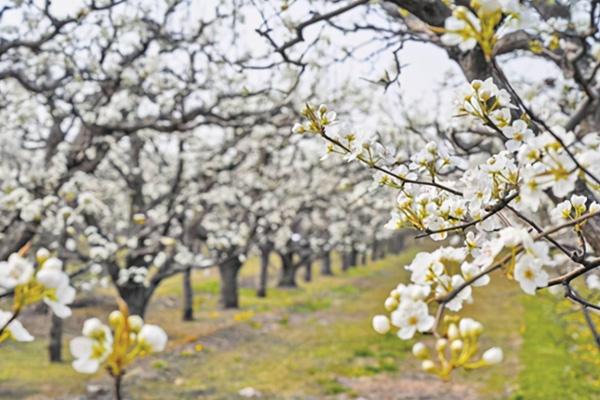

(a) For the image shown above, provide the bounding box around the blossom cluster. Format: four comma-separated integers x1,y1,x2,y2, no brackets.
0,249,75,343
441,0,536,58
295,73,600,377
70,308,167,374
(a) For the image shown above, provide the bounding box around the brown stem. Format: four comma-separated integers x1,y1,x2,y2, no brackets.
113,373,123,400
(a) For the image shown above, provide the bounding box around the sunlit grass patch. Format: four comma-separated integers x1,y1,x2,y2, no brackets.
513,294,600,400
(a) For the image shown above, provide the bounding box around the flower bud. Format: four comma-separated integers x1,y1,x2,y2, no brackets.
450,339,463,352
139,324,168,352
412,342,429,359
109,310,124,327
42,257,63,271
482,347,503,365
471,321,483,337
421,360,436,373
128,315,144,332
372,315,390,334
459,318,483,338
447,323,459,341
36,248,50,264
384,297,398,311
82,318,106,338
425,141,437,153
454,6,468,19
435,338,447,352
292,123,305,134
133,213,146,225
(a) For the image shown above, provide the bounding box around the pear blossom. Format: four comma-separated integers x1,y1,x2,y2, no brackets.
391,300,434,339
441,10,479,52
0,310,34,342
514,255,549,294
503,120,534,152
0,253,34,291
36,259,76,318
70,319,113,374
461,262,490,287
439,275,473,312
138,324,168,352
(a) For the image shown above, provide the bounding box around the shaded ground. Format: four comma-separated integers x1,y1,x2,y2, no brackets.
1,249,599,399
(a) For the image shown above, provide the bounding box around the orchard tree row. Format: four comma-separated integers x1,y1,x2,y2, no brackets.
0,1,401,397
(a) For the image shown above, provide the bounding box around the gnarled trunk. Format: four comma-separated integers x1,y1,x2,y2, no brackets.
182,267,194,320
118,285,151,317
303,259,312,282
349,246,358,268
321,251,333,276
278,252,297,287
342,252,351,271
219,257,242,309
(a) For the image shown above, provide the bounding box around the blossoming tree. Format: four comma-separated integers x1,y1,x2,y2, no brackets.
257,0,600,378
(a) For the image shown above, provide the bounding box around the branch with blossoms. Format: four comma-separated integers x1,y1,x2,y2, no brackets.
255,0,600,383
293,75,600,376
0,244,75,344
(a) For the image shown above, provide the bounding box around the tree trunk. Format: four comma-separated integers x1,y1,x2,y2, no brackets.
119,285,150,317
321,251,333,276
303,259,312,282
219,257,242,309
371,240,380,261
359,252,367,266
379,241,387,260
350,247,358,267
48,313,62,362
257,247,270,298
182,267,193,321
342,252,351,271
278,252,297,287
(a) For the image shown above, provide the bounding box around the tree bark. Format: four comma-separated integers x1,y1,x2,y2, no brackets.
379,243,387,260
182,267,193,320
342,252,351,271
278,252,297,287
219,256,242,309
371,240,380,261
48,313,62,362
303,259,312,282
350,247,358,267
118,285,151,317
359,252,367,266
257,246,271,298
320,251,333,276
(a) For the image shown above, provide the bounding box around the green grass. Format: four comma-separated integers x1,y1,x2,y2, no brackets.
0,341,88,398
512,295,600,400
133,252,419,399
1,247,599,399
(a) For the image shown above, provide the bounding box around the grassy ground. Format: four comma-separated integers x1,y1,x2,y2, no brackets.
0,248,599,399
